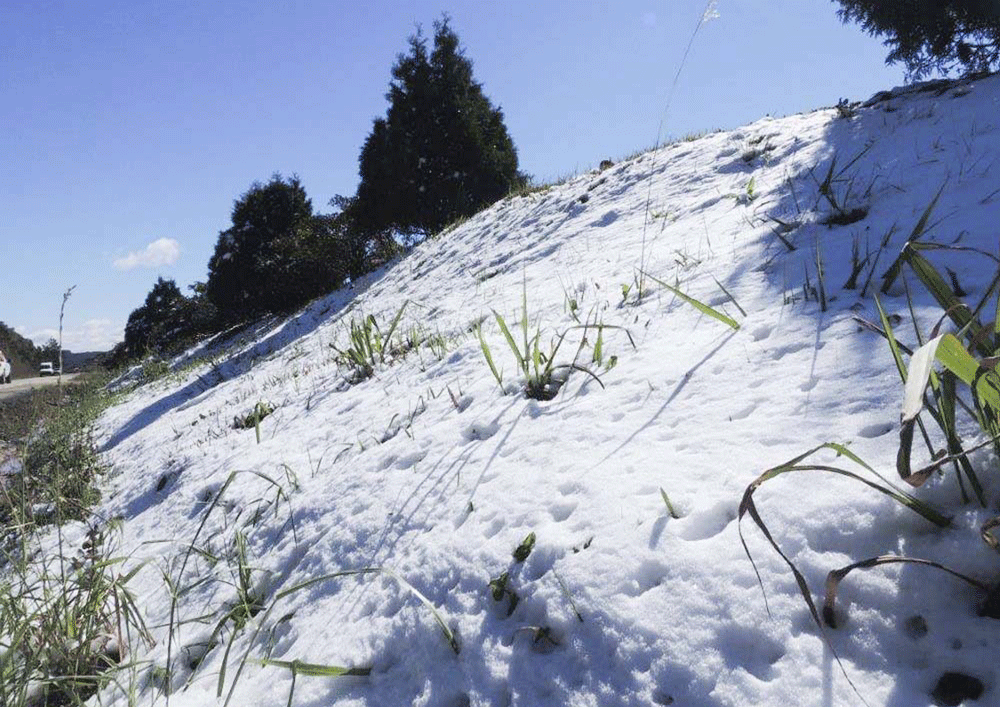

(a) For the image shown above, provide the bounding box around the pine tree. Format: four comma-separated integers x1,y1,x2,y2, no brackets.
835,0,1000,79
353,17,524,240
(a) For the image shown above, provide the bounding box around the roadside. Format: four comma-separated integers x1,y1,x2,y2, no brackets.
0,373,81,403
0,375,86,444
0,372,131,707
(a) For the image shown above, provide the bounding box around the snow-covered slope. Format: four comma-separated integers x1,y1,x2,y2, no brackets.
90,74,1000,706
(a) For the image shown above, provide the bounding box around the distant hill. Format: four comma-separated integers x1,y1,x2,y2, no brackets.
61,350,108,372
0,322,40,379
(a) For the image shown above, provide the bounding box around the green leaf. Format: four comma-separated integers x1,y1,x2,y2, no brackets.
489,572,510,602
933,333,981,387
903,245,989,355
513,532,536,563
380,301,410,362
660,487,680,519
908,180,948,241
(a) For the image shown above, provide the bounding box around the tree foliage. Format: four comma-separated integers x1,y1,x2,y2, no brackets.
353,17,524,240
206,174,349,322
40,339,60,361
113,18,527,359
120,278,217,362
0,322,42,377
122,277,187,358
255,213,351,310
328,194,400,279
835,0,1000,79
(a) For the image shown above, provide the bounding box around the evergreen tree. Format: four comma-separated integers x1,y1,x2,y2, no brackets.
40,339,61,361
329,194,398,279
257,213,350,309
112,280,217,366
123,277,187,358
180,282,218,338
206,174,314,321
835,0,1000,79
354,17,524,240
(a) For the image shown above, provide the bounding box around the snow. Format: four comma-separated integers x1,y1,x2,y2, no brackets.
79,74,1000,705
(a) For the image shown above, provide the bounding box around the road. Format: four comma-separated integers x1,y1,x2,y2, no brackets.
0,374,81,402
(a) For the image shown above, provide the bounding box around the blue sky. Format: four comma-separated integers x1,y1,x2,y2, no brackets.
0,1,904,352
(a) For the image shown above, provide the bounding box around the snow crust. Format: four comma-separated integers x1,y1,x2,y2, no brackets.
85,74,1000,706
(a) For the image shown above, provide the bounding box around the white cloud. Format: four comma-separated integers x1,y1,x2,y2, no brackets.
22,319,122,352
113,238,181,271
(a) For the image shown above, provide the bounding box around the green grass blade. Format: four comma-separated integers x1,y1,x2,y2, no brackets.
476,324,503,390
382,569,460,654
996,275,1000,346
903,246,989,355
711,275,747,318
660,487,680,519
881,182,947,293
874,294,908,383
255,658,371,677
643,272,740,330
380,301,409,361
908,180,948,241
521,280,530,365
933,333,981,387
531,330,542,380
168,471,237,698
223,568,380,706
493,310,526,371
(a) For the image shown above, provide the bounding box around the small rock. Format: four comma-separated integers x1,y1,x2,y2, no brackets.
903,614,928,640
978,584,1000,619
931,672,984,706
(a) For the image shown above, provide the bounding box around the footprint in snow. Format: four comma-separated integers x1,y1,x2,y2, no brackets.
676,500,736,541
858,421,894,439
751,325,772,342
589,210,619,228
548,500,577,522
800,376,819,392
716,624,785,681
462,420,499,442
728,402,757,421
770,341,823,360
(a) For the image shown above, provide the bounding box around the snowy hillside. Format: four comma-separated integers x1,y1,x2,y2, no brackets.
86,74,1000,706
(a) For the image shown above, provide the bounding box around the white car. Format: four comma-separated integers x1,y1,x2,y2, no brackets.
0,360,9,384
39,362,60,377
